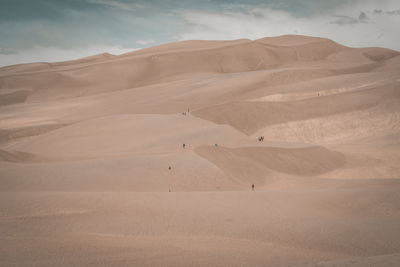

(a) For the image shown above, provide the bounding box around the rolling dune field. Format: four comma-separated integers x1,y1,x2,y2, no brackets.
1,35,400,266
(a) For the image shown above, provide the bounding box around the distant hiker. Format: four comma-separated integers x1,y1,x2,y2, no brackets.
258,136,264,142
183,143,186,149
252,184,255,191
168,166,172,170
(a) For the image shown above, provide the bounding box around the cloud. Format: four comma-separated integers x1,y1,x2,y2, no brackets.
0,0,174,51
330,15,360,25
330,12,369,25
359,12,369,21
136,39,156,45
0,47,17,55
386,9,400,15
86,0,142,11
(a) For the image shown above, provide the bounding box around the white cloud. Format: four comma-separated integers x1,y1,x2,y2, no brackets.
0,45,137,67
136,39,156,45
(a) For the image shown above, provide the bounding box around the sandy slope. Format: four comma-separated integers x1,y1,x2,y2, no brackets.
0,35,400,266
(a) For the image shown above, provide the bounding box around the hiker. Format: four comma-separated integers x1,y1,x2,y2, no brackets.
252,184,255,191
168,166,171,170
183,143,186,149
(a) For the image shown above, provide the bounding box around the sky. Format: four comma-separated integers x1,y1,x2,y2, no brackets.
0,0,399,67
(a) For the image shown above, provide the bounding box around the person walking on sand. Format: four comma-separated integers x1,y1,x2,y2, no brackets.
252,184,255,191
183,143,186,149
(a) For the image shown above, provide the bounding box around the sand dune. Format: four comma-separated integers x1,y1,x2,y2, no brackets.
193,82,400,135
196,145,345,179
0,35,400,266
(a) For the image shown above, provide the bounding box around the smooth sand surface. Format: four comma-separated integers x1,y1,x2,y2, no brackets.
1,35,400,266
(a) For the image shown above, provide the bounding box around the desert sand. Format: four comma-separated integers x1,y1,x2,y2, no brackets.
0,35,400,266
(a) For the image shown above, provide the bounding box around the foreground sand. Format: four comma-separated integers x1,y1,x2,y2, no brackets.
0,35,400,266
